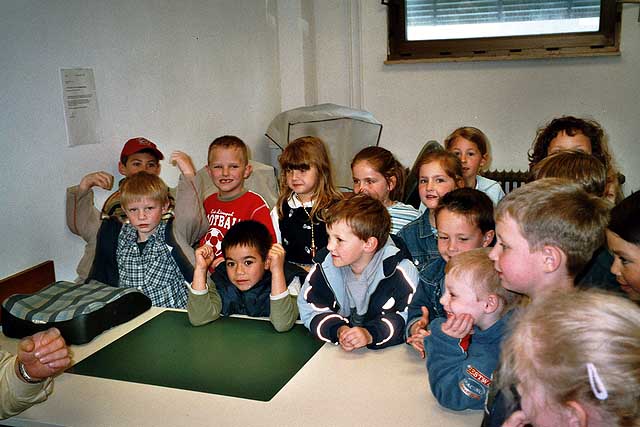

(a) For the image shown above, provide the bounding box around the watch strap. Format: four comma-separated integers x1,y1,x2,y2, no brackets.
18,361,46,384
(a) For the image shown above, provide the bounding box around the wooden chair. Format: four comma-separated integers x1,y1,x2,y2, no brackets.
0,261,55,324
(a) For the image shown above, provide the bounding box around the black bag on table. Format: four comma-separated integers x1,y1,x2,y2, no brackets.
2,281,151,345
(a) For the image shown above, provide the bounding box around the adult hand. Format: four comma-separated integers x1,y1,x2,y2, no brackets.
18,328,71,381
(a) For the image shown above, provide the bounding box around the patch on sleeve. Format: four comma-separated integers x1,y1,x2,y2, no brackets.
459,378,484,400
467,366,492,387
459,365,492,400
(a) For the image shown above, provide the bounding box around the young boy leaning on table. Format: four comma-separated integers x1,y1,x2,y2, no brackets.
297,194,419,351
424,248,520,411
187,220,307,332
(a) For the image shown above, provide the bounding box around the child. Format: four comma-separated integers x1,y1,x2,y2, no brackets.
425,248,520,411
187,220,307,332
530,151,619,293
351,146,419,234
271,136,343,267
607,191,640,302
528,115,621,203
398,150,464,274
444,127,505,205
482,178,611,427
530,150,607,198
499,290,640,427
87,171,203,308
199,135,276,259
297,194,419,350
406,188,495,357
66,137,175,282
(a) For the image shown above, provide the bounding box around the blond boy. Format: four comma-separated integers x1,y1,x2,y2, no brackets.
66,137,179,281
297,194,419,351
482,177,610,427
199,136,276,259
488,178,610,299
87,171,203,308
424,248,519,411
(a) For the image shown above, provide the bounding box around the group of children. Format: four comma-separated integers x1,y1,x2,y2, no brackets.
65,115,640,427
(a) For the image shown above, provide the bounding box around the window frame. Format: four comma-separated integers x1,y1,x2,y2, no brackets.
386,0,622,63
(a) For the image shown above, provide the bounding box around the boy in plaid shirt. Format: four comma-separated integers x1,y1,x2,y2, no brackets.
86,159,206,308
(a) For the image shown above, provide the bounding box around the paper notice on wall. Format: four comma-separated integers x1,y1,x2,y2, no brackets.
61,68,100,147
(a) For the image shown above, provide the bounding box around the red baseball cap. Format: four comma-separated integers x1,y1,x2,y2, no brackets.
120,137,164,162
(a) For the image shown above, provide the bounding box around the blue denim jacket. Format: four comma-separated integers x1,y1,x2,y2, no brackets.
397,209,440,275
406,256,446,336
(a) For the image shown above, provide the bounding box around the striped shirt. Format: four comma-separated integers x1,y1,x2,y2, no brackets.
388,201,421,235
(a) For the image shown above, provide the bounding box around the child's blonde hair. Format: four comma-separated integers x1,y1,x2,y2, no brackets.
276,136,343,219
444,126,490,157
445,247,520,312
351,146,407,202
207,135,249,166
499,289,640,427
120,171,169,208
495,178,610,277
531,150,607,198
324,194,391,252
414,150,464,187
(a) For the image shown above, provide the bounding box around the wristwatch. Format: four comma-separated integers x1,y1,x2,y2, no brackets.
17,361,46,384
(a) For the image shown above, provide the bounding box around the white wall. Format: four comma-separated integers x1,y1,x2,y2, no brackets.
2,0,639,280
0,0,282,279
314,1,640,192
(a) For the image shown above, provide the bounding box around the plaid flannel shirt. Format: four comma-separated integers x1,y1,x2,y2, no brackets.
116,221,188,308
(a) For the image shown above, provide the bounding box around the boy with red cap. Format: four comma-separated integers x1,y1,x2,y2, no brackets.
66,137,196,282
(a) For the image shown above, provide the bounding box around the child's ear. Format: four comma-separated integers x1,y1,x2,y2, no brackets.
479,153,489,169
161,201,170,214
484,294,500,314
118,161,128,177
387,176,397,192
481,230,495,247
205,164,214,178
542,245,564,273
364,236,378,253
564,401,588,427
243,163,253,179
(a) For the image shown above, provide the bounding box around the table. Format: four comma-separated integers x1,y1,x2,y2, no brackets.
0,308,483,427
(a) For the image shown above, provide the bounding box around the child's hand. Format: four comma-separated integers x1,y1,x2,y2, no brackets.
267,244,287,296
407,306,430,358
79,171,114,195
211,257,225,269
170,151,196,177
441,313,474,339
266,243,286,273
338,326,372,351
501,410,530,427
195,245,215,270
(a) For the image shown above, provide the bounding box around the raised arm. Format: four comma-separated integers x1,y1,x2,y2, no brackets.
187,245,222,326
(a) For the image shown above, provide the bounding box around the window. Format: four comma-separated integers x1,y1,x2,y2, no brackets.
386,0,621,62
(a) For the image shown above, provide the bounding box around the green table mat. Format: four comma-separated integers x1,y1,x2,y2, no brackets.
68,312,324,401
